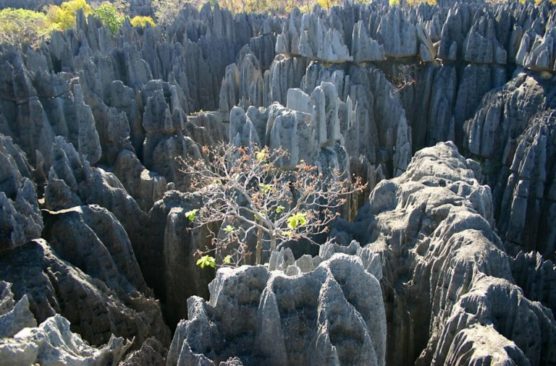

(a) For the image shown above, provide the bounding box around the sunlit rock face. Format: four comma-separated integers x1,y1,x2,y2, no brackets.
0,1,556,365
361,142,556,365
167,254,386,366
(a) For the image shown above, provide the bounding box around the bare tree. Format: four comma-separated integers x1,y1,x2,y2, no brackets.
179,143,364,268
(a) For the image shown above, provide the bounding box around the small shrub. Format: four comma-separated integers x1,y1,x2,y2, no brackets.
407,0,437,5
46,0,92,31
180,144,365,267
287,212,307,230
92,2,124,34
185,209,199,222
196,255,216,269
130,15,156,28
316,0,342,9
0,8,49,46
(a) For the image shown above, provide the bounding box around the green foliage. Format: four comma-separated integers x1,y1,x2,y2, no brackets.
287,212,308,230
256,149,268,162
1,0,131,46
46,0,92,31
0,8,49,47
185,209,199,222
406,0,437,5
389,0,400,6
196,255,216,269
181,143,363,267
92,2,124,34
259,183,273,194
152,0,348,22
223,255,233,265
130,15,156,28
316,0,342,9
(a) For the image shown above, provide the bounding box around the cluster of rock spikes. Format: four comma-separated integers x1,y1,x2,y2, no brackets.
0,0,556,365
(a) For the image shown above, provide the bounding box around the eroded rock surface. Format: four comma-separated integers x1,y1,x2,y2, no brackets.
0,278,140,366
464,73,556,257
361,142,556,365
0,1,556,365
0,136,42,251
167,254,385,366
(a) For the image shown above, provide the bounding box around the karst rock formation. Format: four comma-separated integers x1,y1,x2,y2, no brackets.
0,0,556,365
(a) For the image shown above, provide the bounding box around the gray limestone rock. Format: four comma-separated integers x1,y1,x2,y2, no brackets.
219,64,241,113
0,282,36,339
442,324,529,366
0,3,556,365
296,12,352,63
266,55,307,106
463,73,545,160
43,205,150,297
0,314,131,366
184,111,228,147
43,137,159,296
120,337,167,366
167,254,386,366
267,104,307,161
229,106,261,148
363,142,556,365
463,14,507,65
518,19,556,73
0,136,42,252
0,239,169,348
376,8,417,58
141,83,201,185
72,84,102,165
352,21,386,63
464,74,556,256
416,24,436,63
276,9,302,56
239,53,265,109
311,82,341,148
437,5,474,62
144,191,214,327
497,110,556,255
430,276,556,365
286,88,313,114
44,137,148,234
300,62,412,177
113,149,168,211
511,251,556,318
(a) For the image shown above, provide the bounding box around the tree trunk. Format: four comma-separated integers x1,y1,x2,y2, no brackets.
256,224,263,265
270,235,277,252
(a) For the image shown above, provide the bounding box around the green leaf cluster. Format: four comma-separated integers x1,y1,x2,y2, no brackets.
259,183,273,193
196,255,216,269
130,15,156,28
185,209,199,222
0,8,49,46
0,0,144,47
256,149,268,162
92,2,125,34
46,0,92,31
287,212,307,230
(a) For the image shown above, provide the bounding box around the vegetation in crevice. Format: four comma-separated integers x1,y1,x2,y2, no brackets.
0,0,156,47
